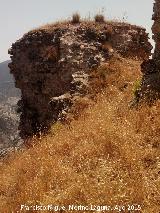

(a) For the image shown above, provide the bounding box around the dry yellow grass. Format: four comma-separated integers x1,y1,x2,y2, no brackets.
0,57,160,213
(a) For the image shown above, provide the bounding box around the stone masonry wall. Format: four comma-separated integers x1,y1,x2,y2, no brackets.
140,0,160,99
152,0,160,60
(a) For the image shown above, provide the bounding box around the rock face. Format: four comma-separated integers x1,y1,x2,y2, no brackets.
140,0,160,99
9,21,151,138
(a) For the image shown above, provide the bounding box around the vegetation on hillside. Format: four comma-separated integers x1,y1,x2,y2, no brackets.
71,13,81,24
0,57,160,212
94,14,105,23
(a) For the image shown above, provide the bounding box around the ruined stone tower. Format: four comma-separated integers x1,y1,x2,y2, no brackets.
152,0,160,61
9,21,151,139
140,0,160,99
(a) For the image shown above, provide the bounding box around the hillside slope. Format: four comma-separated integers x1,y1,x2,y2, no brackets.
0,57,159,212
0,61,21,156
0,61,12,82
0,61,20,99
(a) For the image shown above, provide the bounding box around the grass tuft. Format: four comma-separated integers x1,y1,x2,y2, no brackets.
71,13,81,24
94,14,105,23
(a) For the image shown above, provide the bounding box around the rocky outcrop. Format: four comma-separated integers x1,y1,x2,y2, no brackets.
140,0,160,100
9,21,151,138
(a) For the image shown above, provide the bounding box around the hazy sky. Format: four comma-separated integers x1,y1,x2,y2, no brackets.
0,0,153,62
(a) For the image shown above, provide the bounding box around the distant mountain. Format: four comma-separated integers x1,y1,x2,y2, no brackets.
0,60,22,156
0,60,12,82
0,60,20,100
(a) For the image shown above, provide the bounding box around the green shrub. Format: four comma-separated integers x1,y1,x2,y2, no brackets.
51,121,63,134
133,79,141,98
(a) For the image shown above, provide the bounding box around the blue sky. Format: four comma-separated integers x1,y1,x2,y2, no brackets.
0,0,153,62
